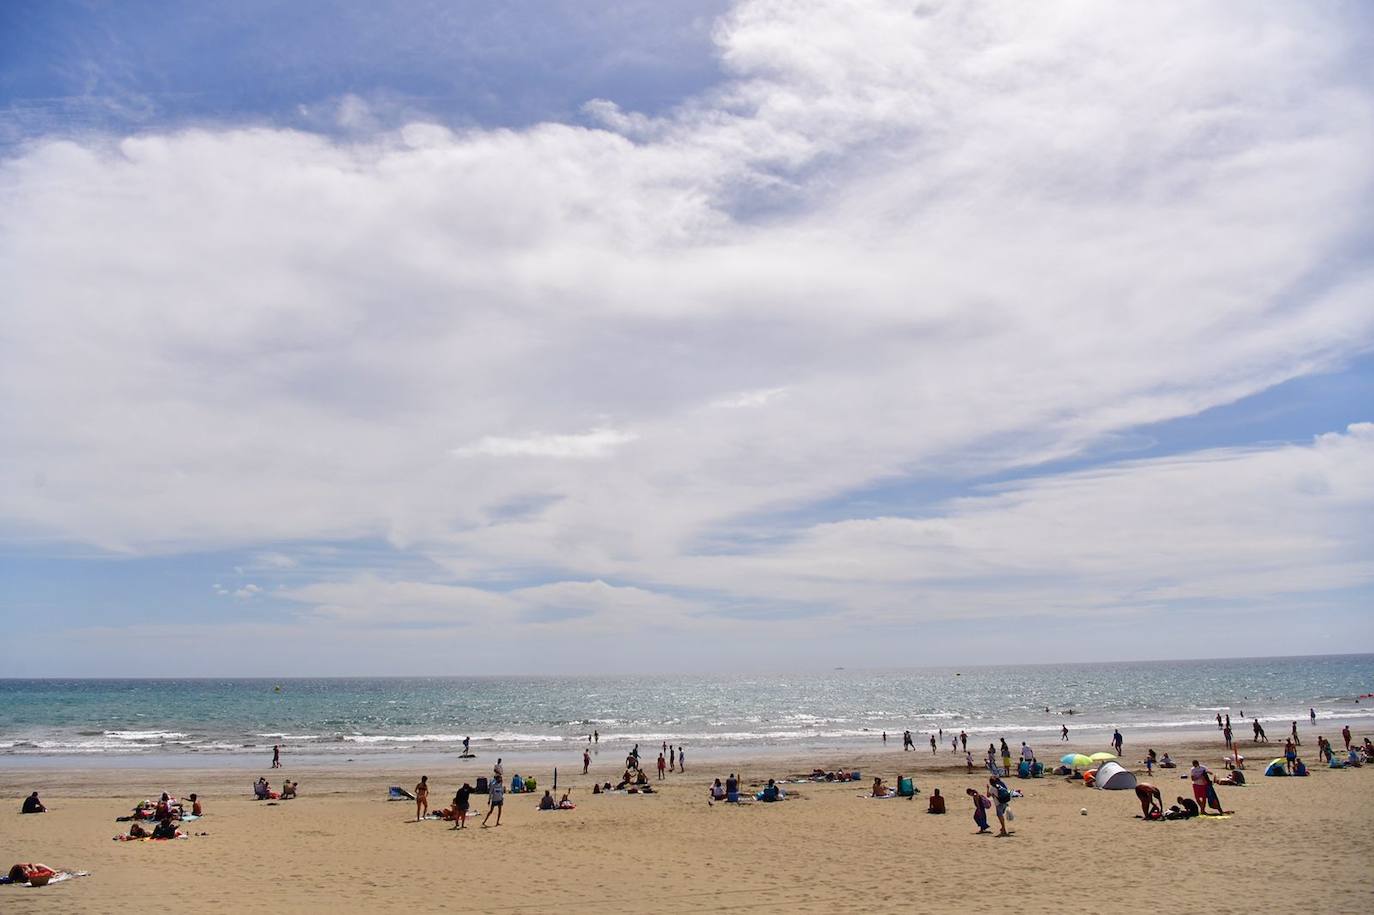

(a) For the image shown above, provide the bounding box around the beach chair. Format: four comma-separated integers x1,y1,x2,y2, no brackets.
387,786,414,801
897,777,915,797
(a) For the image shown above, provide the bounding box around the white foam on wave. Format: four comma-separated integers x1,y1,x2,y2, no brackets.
104,730,188,740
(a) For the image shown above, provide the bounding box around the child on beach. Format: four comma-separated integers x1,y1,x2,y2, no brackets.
967,788,991,833
483,776,504,827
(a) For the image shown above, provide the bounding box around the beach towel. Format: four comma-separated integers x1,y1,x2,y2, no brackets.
861,790,898,799
388,787,416,801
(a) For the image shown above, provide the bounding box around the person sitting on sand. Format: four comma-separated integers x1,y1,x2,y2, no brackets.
189,793,203,816
711,779,726,801
967,788,991,833
282,780,297,799
21,791,45,814
254,777,278,800
126,820,151,838
592,783,603,795
635,769,649,786
1176,795,1200,818
1292,758,1309,777
1347,747,1363,767
1214,769,1245,786
539,790,556,810
927,788,945,814
1135,783,1163,819
1159,753,1175,768
510,774,524,794
558,791,574,809
758,778,783,802
872,776,888,797
151,815,181,840
155,792,174,820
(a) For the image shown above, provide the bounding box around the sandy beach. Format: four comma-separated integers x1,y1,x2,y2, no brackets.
3,733,1371,914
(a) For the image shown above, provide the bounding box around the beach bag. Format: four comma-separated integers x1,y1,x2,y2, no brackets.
996,784,1012,805
475,777,489,794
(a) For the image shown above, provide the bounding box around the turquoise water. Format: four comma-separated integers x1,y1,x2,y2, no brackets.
1,655,1370,765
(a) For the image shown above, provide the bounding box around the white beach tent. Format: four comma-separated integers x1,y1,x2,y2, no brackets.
1093,761,1137,790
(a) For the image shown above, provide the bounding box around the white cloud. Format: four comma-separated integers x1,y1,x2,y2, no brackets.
452,428,638,459
1,1,1371,651
232,583,262,599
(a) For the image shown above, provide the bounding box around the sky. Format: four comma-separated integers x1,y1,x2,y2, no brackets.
1,0,1372,676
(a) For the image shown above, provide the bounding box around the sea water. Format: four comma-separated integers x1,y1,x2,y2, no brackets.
1,655,1369,766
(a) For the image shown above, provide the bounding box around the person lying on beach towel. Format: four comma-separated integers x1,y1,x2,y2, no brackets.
8,864,56,884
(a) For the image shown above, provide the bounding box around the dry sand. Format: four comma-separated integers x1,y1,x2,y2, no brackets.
3,737,1371,913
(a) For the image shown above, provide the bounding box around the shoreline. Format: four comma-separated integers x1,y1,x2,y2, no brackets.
0,718,1340,771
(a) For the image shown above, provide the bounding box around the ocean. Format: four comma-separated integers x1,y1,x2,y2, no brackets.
2,655,1370,767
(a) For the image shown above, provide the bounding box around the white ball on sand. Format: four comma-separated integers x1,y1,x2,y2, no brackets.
1081,808,1088,815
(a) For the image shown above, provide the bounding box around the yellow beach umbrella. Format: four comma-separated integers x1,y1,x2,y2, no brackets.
1089,752,1117,762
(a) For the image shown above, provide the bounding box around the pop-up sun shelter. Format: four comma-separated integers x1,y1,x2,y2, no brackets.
1265,759,1289,776
1093,760,1137,790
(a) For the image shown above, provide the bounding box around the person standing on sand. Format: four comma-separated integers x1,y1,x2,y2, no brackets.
594,730,599,744
1342,724,1352,750
670,746,676,770
965,751,974,772
967,788,991,834
272,744,280,768
1112,729,1124,755
1216,713,1223,730
1135,783,1163,819
1224,714,1230,730
463,736,470,755
989,777,1012,836
930,734,937,754
999,738,1011,774
952,736,958,753
1223,724,1233,749
1310,708,1316,725
451,783,471,829
1188,760,1211,812
494,758,503,782
583,748,590,774
960,731,968,752
415,775,429,821
883,731,887,745
1061,724,1069,741
678,746,685,772
482,776,504,827
657,753,666,780
1290,721,1301,746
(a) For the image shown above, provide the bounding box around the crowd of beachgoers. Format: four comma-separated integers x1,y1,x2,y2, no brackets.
8,709,1372,889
